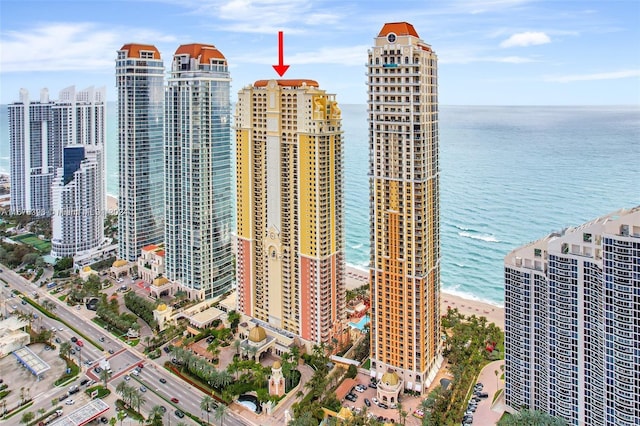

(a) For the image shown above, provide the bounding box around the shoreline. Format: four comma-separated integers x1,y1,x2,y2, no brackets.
106,194,504,329
345,265,504,330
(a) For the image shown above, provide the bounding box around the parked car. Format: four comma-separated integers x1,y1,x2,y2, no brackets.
372,397,379,405
478,392,489,399
345,394,356,402
93,367,102,374
124,375,130,381
99,336,105,342
65,399,75,405
80,379,89,386
100,417,108,424
364,398,371,407
378,402,389,409
175,410,185,418
108,349,115,354
171,397,179,403
140,386,147,393
76,340,84,347
368,382,377,389
355,384,366,393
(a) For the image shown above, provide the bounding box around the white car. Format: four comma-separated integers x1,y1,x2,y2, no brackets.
58,327,64,331
117,278,124,283
355,385,366,393
372,397,379,406
65,399,75,405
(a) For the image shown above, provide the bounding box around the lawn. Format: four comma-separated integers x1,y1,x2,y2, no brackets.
13,233,51,252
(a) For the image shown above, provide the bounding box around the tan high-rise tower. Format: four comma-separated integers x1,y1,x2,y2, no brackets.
235,79,345,345
369,22,442,393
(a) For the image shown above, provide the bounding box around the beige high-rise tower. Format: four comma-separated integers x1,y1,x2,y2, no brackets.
235,79,345,345
369,22,442,393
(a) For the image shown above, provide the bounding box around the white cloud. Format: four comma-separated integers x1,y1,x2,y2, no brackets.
440,48,537,64
1,22,176,73
500,31,551,47
231,44,368,67
193,0,344,34
544,70,640,83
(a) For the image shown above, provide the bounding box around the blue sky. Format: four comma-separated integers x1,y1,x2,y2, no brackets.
1,0,639,105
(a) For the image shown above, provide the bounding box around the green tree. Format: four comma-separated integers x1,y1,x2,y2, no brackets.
19,411,35,424
346,364,358,379
54,257,73,271
200,395,215,425
147,405,165,426
498,409,568,426
100,368,112,387
214,403,228,426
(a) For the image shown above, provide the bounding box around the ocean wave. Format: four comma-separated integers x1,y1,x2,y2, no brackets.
441,283,504,308
458,231,500,243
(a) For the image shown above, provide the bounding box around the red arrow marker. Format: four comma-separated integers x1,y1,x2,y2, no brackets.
273,31,290,77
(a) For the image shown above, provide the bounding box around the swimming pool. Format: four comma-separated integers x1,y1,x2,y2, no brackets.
238,394,261,413
348,314,370,331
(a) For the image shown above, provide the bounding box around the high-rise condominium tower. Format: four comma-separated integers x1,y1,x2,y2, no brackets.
9,88,58,216
235,79,345,344
368,22,442,392
116,44,165,261
505,207,640,426
165,44,234,300
50,86,107,258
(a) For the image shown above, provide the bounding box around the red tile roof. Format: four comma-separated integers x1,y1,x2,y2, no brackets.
119,43,161,59
254,79,319,88
175,43,226,63
335,378,358,401
156,250,165,257
378,22,420,38
142,244,158,251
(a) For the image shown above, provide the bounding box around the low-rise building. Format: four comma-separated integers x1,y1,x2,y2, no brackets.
0,317,30,357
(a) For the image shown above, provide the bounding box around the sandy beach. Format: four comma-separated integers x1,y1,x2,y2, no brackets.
345,265,504,330
107,192,504,329
107,194,118,211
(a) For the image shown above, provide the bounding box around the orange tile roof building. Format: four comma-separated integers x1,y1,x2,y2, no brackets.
235,79,345,345
164,43,234,300
368,22,443,393
116,44,165,261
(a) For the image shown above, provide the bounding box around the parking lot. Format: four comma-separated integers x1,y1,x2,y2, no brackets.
0,343,70,410
341,372,424,425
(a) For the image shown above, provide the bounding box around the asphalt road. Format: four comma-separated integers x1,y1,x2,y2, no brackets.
0,265,250,426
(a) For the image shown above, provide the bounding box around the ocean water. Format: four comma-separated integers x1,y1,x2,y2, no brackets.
1,104,639,306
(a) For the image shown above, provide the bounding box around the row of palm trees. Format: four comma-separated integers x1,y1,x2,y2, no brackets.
115,382,146,416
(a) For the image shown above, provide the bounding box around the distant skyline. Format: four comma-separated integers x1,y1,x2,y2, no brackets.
1,0,639,105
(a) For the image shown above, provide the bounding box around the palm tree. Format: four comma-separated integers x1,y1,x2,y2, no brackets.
117,410,126,426
59,341,72,359
135,391,146,414
100,368,112,387
200,395,214,424
232,339,241,356
147,405,165,426
214,404,228,426
248,345,258,361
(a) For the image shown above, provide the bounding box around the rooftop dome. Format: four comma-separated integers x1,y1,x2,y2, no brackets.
272,360,281,369
248,325,267,343
82,266,92,272
156,303,167,312
381,371,400,387
112,259,128,267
